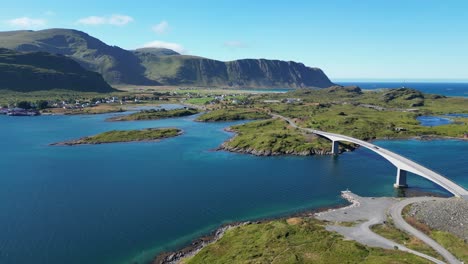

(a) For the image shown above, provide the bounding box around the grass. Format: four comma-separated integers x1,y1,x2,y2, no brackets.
403,206,468,262
224,118,351,155
183,218,431,264
196,108,270,121
107,108,199,121
371,219,443,260
70,128,181,144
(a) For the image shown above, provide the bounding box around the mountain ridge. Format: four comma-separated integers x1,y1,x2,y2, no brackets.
0,48,114,92
0,28,334,88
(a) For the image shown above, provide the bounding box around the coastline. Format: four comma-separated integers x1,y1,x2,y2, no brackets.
215,124,467,157
153,188,452,264
152,202,350,264
50,129,183,146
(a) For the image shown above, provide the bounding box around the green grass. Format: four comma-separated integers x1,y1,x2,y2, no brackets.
107,108,199,121
402,206,468,263
430,231,468,262
224,119,350,155
74,128,181,144
185,97,213,105
196,108,270,121
371,220,443,260
184,218,431,264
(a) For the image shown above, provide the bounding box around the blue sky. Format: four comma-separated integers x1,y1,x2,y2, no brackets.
1,0,467,80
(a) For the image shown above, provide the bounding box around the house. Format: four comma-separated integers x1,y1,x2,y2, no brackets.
283,98,302,104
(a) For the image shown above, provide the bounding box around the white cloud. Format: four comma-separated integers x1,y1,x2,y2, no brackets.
76,14,133,26
6,17,46,28
152,21,170,34
108,14,133,26
224,41,246,48
141,40,185,54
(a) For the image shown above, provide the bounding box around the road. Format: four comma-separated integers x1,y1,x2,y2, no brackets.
271,113,468,200
389,198,462,264
316,192,446,264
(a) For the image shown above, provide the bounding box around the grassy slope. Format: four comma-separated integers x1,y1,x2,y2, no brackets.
0,48,113,92
108,108,199,121
72,128,180,144
184,218,430,264
403,207,468,262
256,88,468,140
371,221,443,260
0,29,155,85
196,108,270,121
224,119,346,154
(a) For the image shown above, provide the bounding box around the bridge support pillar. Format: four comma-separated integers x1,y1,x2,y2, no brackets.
331,141,339,155
394,168,408,188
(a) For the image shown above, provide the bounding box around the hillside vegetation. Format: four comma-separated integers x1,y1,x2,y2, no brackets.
183,218,431,264
0,48,114,92
0,29,334,88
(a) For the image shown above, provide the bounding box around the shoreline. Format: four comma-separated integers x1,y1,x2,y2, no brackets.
215,125,467,157
152,202,350,264
50,129,183,146
152,188,449,264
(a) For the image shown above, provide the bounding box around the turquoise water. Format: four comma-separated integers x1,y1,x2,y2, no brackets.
337,82,468,97
417,114,468,126
0,112,467,264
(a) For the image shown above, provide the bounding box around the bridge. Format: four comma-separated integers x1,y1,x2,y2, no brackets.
273,114,468,200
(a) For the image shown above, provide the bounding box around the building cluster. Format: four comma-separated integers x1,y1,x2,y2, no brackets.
0,107,39,116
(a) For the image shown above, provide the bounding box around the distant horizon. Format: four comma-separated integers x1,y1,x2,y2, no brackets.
333,79,468,83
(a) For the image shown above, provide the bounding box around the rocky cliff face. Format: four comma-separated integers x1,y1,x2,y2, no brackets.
138,54,334,88
0,48,114,92
0,29,334,88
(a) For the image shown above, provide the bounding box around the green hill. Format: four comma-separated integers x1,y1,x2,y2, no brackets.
0,48,114,92
0,29,157,85
0,29,334,88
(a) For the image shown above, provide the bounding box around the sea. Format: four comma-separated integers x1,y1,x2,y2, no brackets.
0,83,466,264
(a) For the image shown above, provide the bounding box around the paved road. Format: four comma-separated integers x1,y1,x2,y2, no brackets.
389,197,462,264
272,114,468,200
316,192,445,264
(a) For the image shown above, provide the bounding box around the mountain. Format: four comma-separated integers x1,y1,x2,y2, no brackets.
0,29,334,88
0,29,157,85
136,52,333,88
0,48,114,92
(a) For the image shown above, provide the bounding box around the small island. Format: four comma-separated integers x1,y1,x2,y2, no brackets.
51,128,182,146
196,109,270,122
107,108,199,121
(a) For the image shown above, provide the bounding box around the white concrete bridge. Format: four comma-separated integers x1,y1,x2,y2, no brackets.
273,114,468,200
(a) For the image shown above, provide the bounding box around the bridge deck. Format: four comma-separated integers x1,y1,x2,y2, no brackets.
273,114,468,199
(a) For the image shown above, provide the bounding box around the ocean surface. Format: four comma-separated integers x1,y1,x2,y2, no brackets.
0,111,467,264
337,82,468,97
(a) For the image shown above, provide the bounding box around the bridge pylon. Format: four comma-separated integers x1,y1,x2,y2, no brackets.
331,141,339,155
394,168,408,188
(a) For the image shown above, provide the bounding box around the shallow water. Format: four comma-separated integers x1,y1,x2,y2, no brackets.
0,111,466,264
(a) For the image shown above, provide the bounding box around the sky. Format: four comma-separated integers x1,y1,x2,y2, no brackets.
1,0,467,81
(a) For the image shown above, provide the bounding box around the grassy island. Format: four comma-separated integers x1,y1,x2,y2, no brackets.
181,218,430,264
107,108,199,121
51,128,181,145
222,119,353,155
196,108,270,122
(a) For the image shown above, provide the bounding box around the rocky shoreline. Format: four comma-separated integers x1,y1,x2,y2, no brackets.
218,127,354,156
50,130,183,146
152,202,350,264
